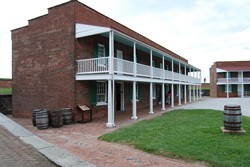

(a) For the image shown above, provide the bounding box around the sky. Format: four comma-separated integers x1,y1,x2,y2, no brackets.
1,0,250,82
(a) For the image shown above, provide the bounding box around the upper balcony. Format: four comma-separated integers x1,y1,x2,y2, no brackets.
76,57,200,84
217,78,250,84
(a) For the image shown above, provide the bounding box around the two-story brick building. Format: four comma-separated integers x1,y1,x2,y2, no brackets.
12,0,201,127
210,61,250,98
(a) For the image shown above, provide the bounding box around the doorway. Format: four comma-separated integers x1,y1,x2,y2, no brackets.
116,82,124,111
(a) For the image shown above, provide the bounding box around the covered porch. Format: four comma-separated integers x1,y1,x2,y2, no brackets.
75,23,202,127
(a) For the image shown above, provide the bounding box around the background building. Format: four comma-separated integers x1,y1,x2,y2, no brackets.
210,61,250,98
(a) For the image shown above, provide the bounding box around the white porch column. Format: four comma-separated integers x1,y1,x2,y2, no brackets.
171,83,174,107
150,50,153,78
149,82,154,114
133,42,137,76
199,71,202,99
131,81,138,120
196,85,199,100
193,84,196,101
109,30,114,74
226,72,229,98
161,83,166,110
171,59,174,107
241,71,244,98
106,80,114,128
149,50,154,114
162,55,165,79
178,62,181,105
178,84,181,105
189,84,192,102
184,65,187,104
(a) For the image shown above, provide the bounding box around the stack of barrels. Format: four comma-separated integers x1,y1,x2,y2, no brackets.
32,108,73,130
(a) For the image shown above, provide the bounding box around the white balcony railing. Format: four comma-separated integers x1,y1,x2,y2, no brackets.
217,77,250,84
77,57,109,74
77,57,200,84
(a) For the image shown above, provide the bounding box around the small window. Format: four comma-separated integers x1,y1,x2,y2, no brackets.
97,44,106,66
97,81,107,105
98,44,105,58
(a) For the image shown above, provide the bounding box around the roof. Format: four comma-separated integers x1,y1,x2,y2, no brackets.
215,61,250,71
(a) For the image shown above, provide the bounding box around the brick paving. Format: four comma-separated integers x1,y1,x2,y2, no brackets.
10,105,207,167
0,125,56,167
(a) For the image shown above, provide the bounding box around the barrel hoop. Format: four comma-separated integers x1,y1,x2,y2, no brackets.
224,113,242,116
224,121,242,124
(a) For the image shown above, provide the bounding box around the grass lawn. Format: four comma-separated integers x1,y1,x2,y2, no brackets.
0,88,12,95
99,109,250,167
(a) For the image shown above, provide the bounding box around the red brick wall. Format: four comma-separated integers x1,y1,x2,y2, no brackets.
209,63,217,97
12,2,76,118
0,79,12,88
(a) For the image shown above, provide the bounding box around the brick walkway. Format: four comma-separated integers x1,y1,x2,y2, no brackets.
0,125,56,167
10,106,207,167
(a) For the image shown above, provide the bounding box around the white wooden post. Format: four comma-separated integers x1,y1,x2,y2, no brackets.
241,71,244,98
149,82,154,114
106,80,113,128
161,83,165,110
171,83,174,107
171,59,174,107
189,66,192,102
133,42,137,76
109,30,114,74
131,81,138,120
226,72,229,98
184,64,187,103
178,62,181,105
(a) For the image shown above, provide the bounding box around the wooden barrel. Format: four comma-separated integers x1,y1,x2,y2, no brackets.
36,109,49,130
50,110,63,128
224,105,242,130
62,108,73,125
32,109,42,126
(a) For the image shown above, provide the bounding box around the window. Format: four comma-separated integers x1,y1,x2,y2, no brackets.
97,44,106,66
153,84,156,99
97,81,107,105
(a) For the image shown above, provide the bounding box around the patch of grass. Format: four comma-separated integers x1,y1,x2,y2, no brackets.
100,109,250,166
0,88,12,95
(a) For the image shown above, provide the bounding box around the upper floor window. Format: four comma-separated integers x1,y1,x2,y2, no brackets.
98,44,105,58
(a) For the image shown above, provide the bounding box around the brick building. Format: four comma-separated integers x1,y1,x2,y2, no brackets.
12,0,201,127
210,61,250,98
0,79,12,88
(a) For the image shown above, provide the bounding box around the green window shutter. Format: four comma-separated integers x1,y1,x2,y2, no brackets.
248,85,250,91
138,84,142,100
90,81,97,105
129,84,132,101
156,84,158,97
222,85,225,92
232,85,236,92
94,43,98,58
105,45,109,57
